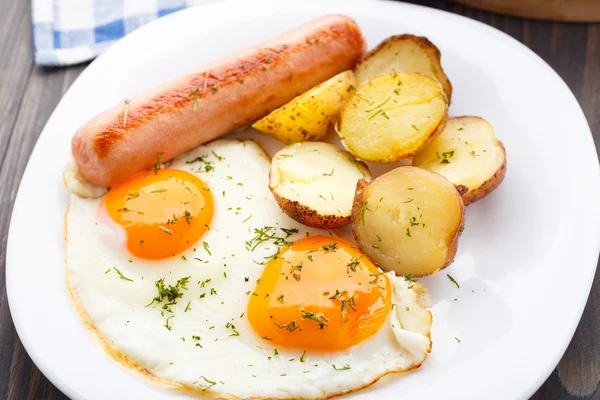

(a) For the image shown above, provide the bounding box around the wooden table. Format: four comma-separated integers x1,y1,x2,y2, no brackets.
0,0,598,398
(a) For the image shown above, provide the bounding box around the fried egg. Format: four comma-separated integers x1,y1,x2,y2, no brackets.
66,139,432,399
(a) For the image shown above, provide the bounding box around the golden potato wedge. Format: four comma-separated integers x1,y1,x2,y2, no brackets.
339,72,447,163
270,142,371,229
351,167,464,277
355,34,452,102
252,71,357,144
413,116,506,205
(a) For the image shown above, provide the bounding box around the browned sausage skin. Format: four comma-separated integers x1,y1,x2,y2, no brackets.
71,14,366,188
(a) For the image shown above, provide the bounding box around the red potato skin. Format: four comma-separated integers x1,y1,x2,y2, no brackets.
72,15,366,187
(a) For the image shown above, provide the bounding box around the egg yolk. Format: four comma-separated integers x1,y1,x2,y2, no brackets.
103,168,213,259
247,236,391,351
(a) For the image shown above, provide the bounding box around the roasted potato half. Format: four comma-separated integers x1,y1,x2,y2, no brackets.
355,35,453,102
413,116,506,205
270,142,371,229
339,72,447,163
352,167,464,277
252,71,356,144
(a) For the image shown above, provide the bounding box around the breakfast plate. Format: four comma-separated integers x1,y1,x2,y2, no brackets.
7,0,600,399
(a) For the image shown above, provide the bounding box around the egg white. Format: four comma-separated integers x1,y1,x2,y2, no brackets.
66,139,432,399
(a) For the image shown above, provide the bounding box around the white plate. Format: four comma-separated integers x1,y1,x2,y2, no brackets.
7,0,600,399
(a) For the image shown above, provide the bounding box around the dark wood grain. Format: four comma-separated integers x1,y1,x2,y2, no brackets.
0,0,34,178
553,23,600,398
0,0,598,399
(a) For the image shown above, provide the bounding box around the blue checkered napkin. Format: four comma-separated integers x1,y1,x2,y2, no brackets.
32,0,211,67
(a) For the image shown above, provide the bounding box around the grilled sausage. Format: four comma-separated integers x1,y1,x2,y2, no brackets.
71,14,366,187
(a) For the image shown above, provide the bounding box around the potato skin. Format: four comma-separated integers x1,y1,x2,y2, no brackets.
356,34,453,103
351,168,464,277
268,145,370,229
271,189,351,229
455,184,469,196
462,141,507,205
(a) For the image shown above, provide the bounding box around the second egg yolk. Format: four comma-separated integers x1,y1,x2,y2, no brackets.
247,236,391,351
103,168,213,259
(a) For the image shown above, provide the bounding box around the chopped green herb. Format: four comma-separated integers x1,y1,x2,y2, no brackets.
358,202,371,225
447,274,460,288
275,320,299,332
197,376,216,391
365,96,391,113
158,226,173,235
191,88,199,111
322,242,338,251
280,227,298,238
246,226,291,251
113,267,133,282
146,276,190,307
332,364,351,371
164,315,173,330
347,255,364,273
301,310,328,329
440,150,454,164
152,153,163,174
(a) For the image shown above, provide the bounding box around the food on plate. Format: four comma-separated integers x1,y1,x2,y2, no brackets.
355,35,452,102
413,116,506,205
70,14,366,188
247,235,432,377
253,71,357,144
61,11,515,397
102,167,214,260
66,139,431,399
63,156,108,198
352,166,464,277
269,142,370,229
338,72,448,163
